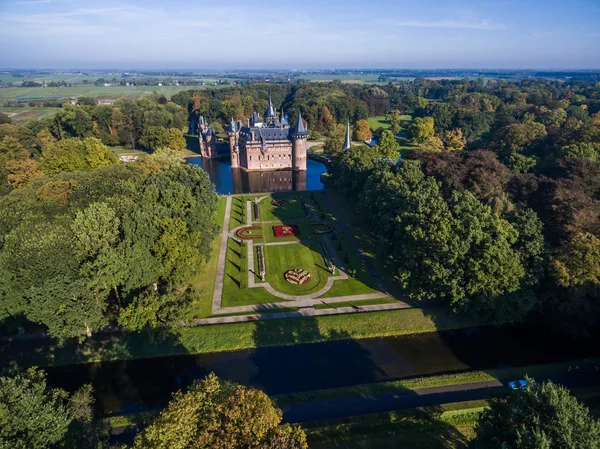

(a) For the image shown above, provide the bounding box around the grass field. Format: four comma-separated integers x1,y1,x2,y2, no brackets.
264,242,331,295
2,307,484,368
305,401,484,449
367,115,412,132
0,85,199,101
184,197,228,319
0,106,57,124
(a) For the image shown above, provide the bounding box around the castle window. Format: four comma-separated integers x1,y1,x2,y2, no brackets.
250,156,252,161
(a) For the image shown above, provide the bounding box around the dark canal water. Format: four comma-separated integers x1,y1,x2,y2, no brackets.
44,325,600,416
186,157,327,194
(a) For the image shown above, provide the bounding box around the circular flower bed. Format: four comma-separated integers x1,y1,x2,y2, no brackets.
285,269,311,285
310,223,334,234
236,226,262,240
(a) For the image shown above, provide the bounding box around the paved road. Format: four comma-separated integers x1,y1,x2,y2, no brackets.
281,372,600,424
281,380,502,423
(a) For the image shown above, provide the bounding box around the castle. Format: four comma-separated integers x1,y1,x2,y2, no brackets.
197,115,220,159
225,95,308,171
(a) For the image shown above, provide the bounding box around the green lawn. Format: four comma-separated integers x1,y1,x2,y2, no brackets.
313,298,395,310
221,238,282,307
2,307,484,368
305,402,482,449
259,196,309,221
264,242,332,295
184,197,228,319
368,116,391,131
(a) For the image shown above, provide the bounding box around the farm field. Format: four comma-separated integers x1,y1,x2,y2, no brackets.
0,106,57,123
0,85,201,101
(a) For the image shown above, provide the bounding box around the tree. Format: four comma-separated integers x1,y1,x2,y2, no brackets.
0,112,11,125
420,136,444,152
373,130,399,159
167,128,186,152
353,119,372,142
133,373,307,449
471,378,600,449
409,116,435,144
0,367,100,449
551,232,600,287
139,126,170,152
40,138,87,174
442,128,466,151
5,159,44,189
83,137,118,169
323,123,346,155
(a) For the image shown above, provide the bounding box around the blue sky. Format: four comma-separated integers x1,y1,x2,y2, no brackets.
0,0,599,69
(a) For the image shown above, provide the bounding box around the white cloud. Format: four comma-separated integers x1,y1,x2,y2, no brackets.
382,18,506,30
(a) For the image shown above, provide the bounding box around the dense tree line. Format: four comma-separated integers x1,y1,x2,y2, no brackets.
0,104,219,340
0,158,218,340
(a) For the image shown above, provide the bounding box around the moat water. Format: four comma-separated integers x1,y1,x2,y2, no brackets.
42,325,600,417
186,156,327,194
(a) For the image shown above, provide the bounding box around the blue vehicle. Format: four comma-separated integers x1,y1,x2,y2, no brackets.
508,379,527,390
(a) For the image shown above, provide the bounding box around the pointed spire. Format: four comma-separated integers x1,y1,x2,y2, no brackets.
226,117,237,134
265,90,276,118
292,112,308,138
343,120,351,151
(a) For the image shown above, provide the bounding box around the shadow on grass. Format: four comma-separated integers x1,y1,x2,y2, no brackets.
304,406,469,449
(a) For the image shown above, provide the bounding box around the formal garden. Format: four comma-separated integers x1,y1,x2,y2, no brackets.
218,191,390,310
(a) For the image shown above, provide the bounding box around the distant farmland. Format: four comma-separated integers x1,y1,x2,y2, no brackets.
0,85,207,101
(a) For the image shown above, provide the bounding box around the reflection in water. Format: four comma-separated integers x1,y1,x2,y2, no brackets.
186,156,326,194
43,325,600,416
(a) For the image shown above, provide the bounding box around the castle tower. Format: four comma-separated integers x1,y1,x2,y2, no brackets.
343,120,351,151
291,112,308,171
264,92,277,127
226,117,240,168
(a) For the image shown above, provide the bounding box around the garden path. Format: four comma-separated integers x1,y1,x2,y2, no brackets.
211,196,232,312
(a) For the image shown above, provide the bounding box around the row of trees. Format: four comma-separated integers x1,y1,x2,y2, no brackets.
0,369,307,449
3,367,598,449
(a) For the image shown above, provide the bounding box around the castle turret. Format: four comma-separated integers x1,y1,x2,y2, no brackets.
291,112,308,171
343,120,351,151
264,92,277,126
227,117,239,168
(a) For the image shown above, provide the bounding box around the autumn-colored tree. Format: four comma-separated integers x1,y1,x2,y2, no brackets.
353,119,372,142
133,373,307,449
551,232,600,287
317,106,334,133
443,128,466,151
83,137,118,169
36,180,77,206
5,159,44,189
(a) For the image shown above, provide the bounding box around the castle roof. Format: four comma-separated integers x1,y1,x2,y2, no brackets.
265,92,276,118
291,112,308,138
240,126,291,141
226,117,237,133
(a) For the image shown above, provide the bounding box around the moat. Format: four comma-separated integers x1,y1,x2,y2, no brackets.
186,156,327,194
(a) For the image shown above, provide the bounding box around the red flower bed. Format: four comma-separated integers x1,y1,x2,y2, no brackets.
273,225,301,238
236,226,262,240
285,269,311,285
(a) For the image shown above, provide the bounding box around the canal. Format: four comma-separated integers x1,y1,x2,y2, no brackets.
44,324,600,416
